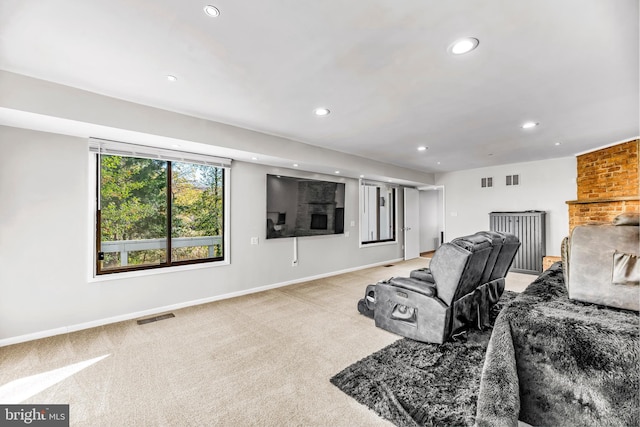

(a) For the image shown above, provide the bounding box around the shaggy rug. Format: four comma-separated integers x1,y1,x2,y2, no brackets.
330,291,518,427
476,263,640,427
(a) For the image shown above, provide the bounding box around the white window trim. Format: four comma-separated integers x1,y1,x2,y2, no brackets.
358,179,399,248
87,143,231,281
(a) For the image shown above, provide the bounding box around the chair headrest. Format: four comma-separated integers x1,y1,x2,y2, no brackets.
451,234,493,252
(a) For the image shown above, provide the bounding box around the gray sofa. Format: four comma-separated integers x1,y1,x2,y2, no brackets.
565,214,639,311
358,231,520,344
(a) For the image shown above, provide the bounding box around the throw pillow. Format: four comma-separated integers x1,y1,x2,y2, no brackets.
612,251,640,286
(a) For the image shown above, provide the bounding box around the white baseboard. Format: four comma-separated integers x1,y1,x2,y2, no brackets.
0,258,403,347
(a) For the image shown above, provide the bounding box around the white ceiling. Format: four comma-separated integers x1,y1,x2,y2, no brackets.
0,0,638,173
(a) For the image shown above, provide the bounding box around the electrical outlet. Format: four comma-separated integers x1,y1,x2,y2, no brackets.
250,237,259,245
292,260,298,267
345,231,350,237
350,220,356,227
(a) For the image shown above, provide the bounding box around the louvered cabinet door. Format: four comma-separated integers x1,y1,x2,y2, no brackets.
489,211,546,274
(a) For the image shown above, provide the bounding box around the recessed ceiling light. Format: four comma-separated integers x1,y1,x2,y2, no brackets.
171,144,181,148
417,146,428,151
359,175,365,178
293,163,299,167
165,75,177,82
251,156,258,161
203,5,220,17
314,108,330,116
521,121,539,129
437,162,441,165
334,170,340,174
555,142,562,146
449,37,479,55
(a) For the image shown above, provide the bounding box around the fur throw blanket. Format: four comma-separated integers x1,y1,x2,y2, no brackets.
476,263,639,427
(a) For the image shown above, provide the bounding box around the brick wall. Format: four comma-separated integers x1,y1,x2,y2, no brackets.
576,140,639,199
567,139,639,231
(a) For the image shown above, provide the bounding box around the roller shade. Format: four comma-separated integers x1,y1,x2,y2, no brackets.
89,138,232,168
361,179,400,188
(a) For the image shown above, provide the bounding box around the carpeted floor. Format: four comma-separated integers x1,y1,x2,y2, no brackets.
0,257,532,426
330,291,518,427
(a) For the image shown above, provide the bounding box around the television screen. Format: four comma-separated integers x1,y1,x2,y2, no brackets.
266,174,345,239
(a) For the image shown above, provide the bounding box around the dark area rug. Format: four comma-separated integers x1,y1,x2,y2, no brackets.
330,291,517,427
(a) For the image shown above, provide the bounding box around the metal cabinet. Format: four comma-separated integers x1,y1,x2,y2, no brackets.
490,211,546,274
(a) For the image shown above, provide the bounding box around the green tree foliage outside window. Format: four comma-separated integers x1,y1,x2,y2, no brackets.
98,155,224,273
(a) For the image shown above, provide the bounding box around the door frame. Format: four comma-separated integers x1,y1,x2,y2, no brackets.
403,187,420,260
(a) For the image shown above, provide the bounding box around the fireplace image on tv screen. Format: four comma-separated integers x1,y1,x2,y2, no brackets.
266,174,345,239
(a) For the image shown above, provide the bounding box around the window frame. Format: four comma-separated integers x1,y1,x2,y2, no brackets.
359,180,398,247
89,139,231,277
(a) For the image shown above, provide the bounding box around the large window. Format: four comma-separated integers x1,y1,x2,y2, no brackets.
92,140,229,275
360,181,397,244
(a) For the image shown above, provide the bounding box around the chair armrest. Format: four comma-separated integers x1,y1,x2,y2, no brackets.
410,268,434,282
388,277,437,297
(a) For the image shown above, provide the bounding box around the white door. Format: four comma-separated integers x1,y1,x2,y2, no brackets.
404,187,420,260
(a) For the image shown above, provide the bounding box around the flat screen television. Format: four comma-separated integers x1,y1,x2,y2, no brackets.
266,174,345,239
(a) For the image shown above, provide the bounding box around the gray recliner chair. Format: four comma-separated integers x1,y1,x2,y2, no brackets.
358,231,520,344
472,231,521,328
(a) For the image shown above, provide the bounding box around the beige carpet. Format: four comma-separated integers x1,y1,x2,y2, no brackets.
0,258,534,426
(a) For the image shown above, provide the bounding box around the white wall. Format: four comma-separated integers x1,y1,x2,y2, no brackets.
436,157,577,256
0,125,406,343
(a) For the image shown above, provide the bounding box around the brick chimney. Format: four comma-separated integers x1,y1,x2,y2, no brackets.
566,139,639,232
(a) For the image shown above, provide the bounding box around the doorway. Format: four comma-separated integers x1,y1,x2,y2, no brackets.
418,186,445,255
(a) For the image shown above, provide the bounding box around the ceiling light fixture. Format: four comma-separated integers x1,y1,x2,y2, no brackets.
417,146,428,151
293,163,299,167
165,75,177,82
251,156,258,161
449,37,479,55
555,142,562,146
521,121,539,129
437,162,441,165
314,108,330,116
359,175,365,178
203,5,220,17
334,170,340,174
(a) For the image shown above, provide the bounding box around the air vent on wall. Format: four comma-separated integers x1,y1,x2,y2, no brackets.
481,177,493,188
506,175,520,186
136,313,175,325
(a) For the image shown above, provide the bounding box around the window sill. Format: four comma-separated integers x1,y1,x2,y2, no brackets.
89,259,230,283
359,240,398,249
